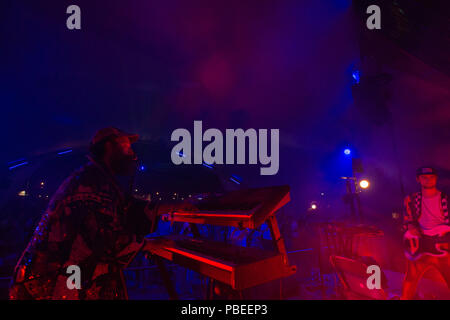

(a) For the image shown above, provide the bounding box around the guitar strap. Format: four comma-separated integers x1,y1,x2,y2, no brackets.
442,192,449,224
413,192,421,221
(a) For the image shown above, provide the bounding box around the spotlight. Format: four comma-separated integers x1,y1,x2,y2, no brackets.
9,161,28,170
311,203,317,210
230,174,242,185
344,148,351,156
57,149,72,155
352,70,361,84
359,179,370,189
202,162,213,169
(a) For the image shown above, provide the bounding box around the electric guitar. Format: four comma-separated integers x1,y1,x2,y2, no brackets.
404,225,450,261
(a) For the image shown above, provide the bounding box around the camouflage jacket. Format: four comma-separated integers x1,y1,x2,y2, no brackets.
10,156,158,300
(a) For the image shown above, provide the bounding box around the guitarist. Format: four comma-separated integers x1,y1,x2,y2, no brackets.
401,166,450,299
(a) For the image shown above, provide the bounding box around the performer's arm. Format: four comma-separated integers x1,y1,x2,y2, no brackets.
125,198,197,237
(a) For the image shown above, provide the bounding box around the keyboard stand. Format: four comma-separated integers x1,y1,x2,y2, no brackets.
140,186,296,299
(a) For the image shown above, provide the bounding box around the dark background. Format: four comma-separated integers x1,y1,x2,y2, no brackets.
0,0,449,298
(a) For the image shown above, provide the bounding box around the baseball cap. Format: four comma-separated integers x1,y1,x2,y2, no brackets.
416,166,438,177
90,127,139,147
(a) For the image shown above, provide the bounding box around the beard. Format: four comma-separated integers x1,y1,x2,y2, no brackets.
110,152,138,176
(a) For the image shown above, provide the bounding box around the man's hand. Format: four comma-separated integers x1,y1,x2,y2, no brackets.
402,195,421,254
406,225,421,237
404,226,421,255
156,201,198,216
